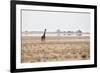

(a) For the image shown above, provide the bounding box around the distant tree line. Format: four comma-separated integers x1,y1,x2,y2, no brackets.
56,29,82,36
23,29,83,36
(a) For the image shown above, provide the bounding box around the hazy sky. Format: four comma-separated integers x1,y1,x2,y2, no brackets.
22,10,90,32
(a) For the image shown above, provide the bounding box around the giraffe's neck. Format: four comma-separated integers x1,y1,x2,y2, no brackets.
43,30,46,37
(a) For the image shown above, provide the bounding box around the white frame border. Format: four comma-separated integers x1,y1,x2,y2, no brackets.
16,4,94,69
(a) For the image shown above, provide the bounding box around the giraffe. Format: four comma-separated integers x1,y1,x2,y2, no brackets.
41,29,47,43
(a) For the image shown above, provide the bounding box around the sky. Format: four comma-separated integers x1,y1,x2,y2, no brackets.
22,10,90,32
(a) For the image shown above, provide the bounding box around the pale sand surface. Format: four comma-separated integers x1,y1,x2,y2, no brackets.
21,36,90,63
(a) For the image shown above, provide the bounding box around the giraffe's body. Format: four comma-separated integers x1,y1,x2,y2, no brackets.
41,29,46,43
